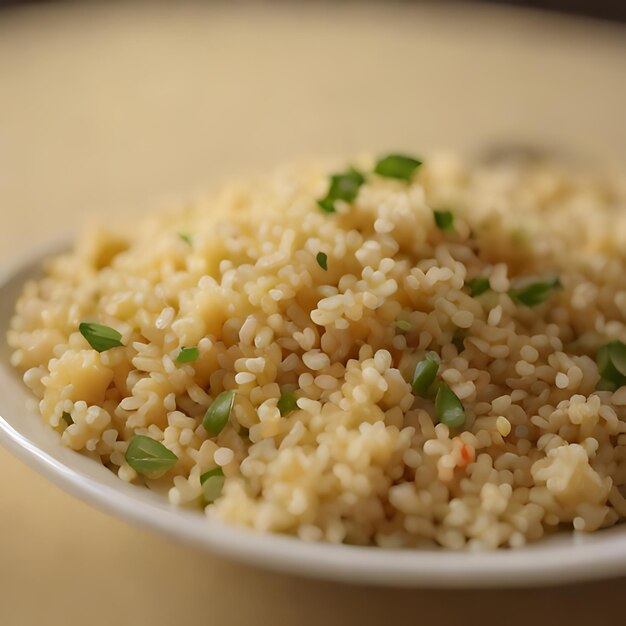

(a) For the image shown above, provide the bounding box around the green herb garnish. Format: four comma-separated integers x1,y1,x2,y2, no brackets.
200,467,226,504
412,352,440,397
125,435,178,473
433,210,454,232
79,322,123,352
435,382,466,428
61,412,73,426
316,252,328,271
467,277,491,297
277,391,298,417
203,391,236,436
597,340,626,390
374,154,422,181
396,320,411,332
317,168,365,214
176,346,200,364
179,233,192,245
508,276,561,307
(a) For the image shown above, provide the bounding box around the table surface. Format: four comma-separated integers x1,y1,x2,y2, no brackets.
1,3,625,625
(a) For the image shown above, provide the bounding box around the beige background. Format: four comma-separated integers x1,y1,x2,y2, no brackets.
1,2,626,624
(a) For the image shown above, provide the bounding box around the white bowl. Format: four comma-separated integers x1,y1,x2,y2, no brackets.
2,243,626,588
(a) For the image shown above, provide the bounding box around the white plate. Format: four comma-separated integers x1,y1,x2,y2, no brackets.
2,243,626,588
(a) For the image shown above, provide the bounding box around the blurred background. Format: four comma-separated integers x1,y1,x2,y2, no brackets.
0,2,625,625
2,0,626,20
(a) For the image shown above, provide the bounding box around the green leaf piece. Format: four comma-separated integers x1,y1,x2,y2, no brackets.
433,210,454,232
412,352,440,397
607,341,626,376
317,168,365,214
435,382,466,429
203,391,236,436
277,391,298,417
597,340,626,390
508,276,561,307
374,154,422,181
79,322,124,352
176,346,200,364
200,467,226,504
125,435,178,474
467,277,491,297
316,252,328,271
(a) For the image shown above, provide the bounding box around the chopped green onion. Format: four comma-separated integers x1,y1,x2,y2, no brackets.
467,277,491,297
61,411,73,426
125,435,178,473
277,391,298,417
435,382,466,428
203,390,236,436
508,276,561,307
200,467,226,504
179,233,192,245
79,322,123,352
396,319,411,332
374,154,422,181
316,252,328,271
433,210,454,232
176,346,199,364
317,168,365,214
412,352,440,397
597,340,626,390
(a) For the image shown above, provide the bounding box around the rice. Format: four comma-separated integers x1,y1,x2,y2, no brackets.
7,152,626,550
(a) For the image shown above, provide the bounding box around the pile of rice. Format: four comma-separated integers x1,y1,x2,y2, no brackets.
8,153,626,550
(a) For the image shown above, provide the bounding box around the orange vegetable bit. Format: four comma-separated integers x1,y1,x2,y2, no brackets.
456,439,475,468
